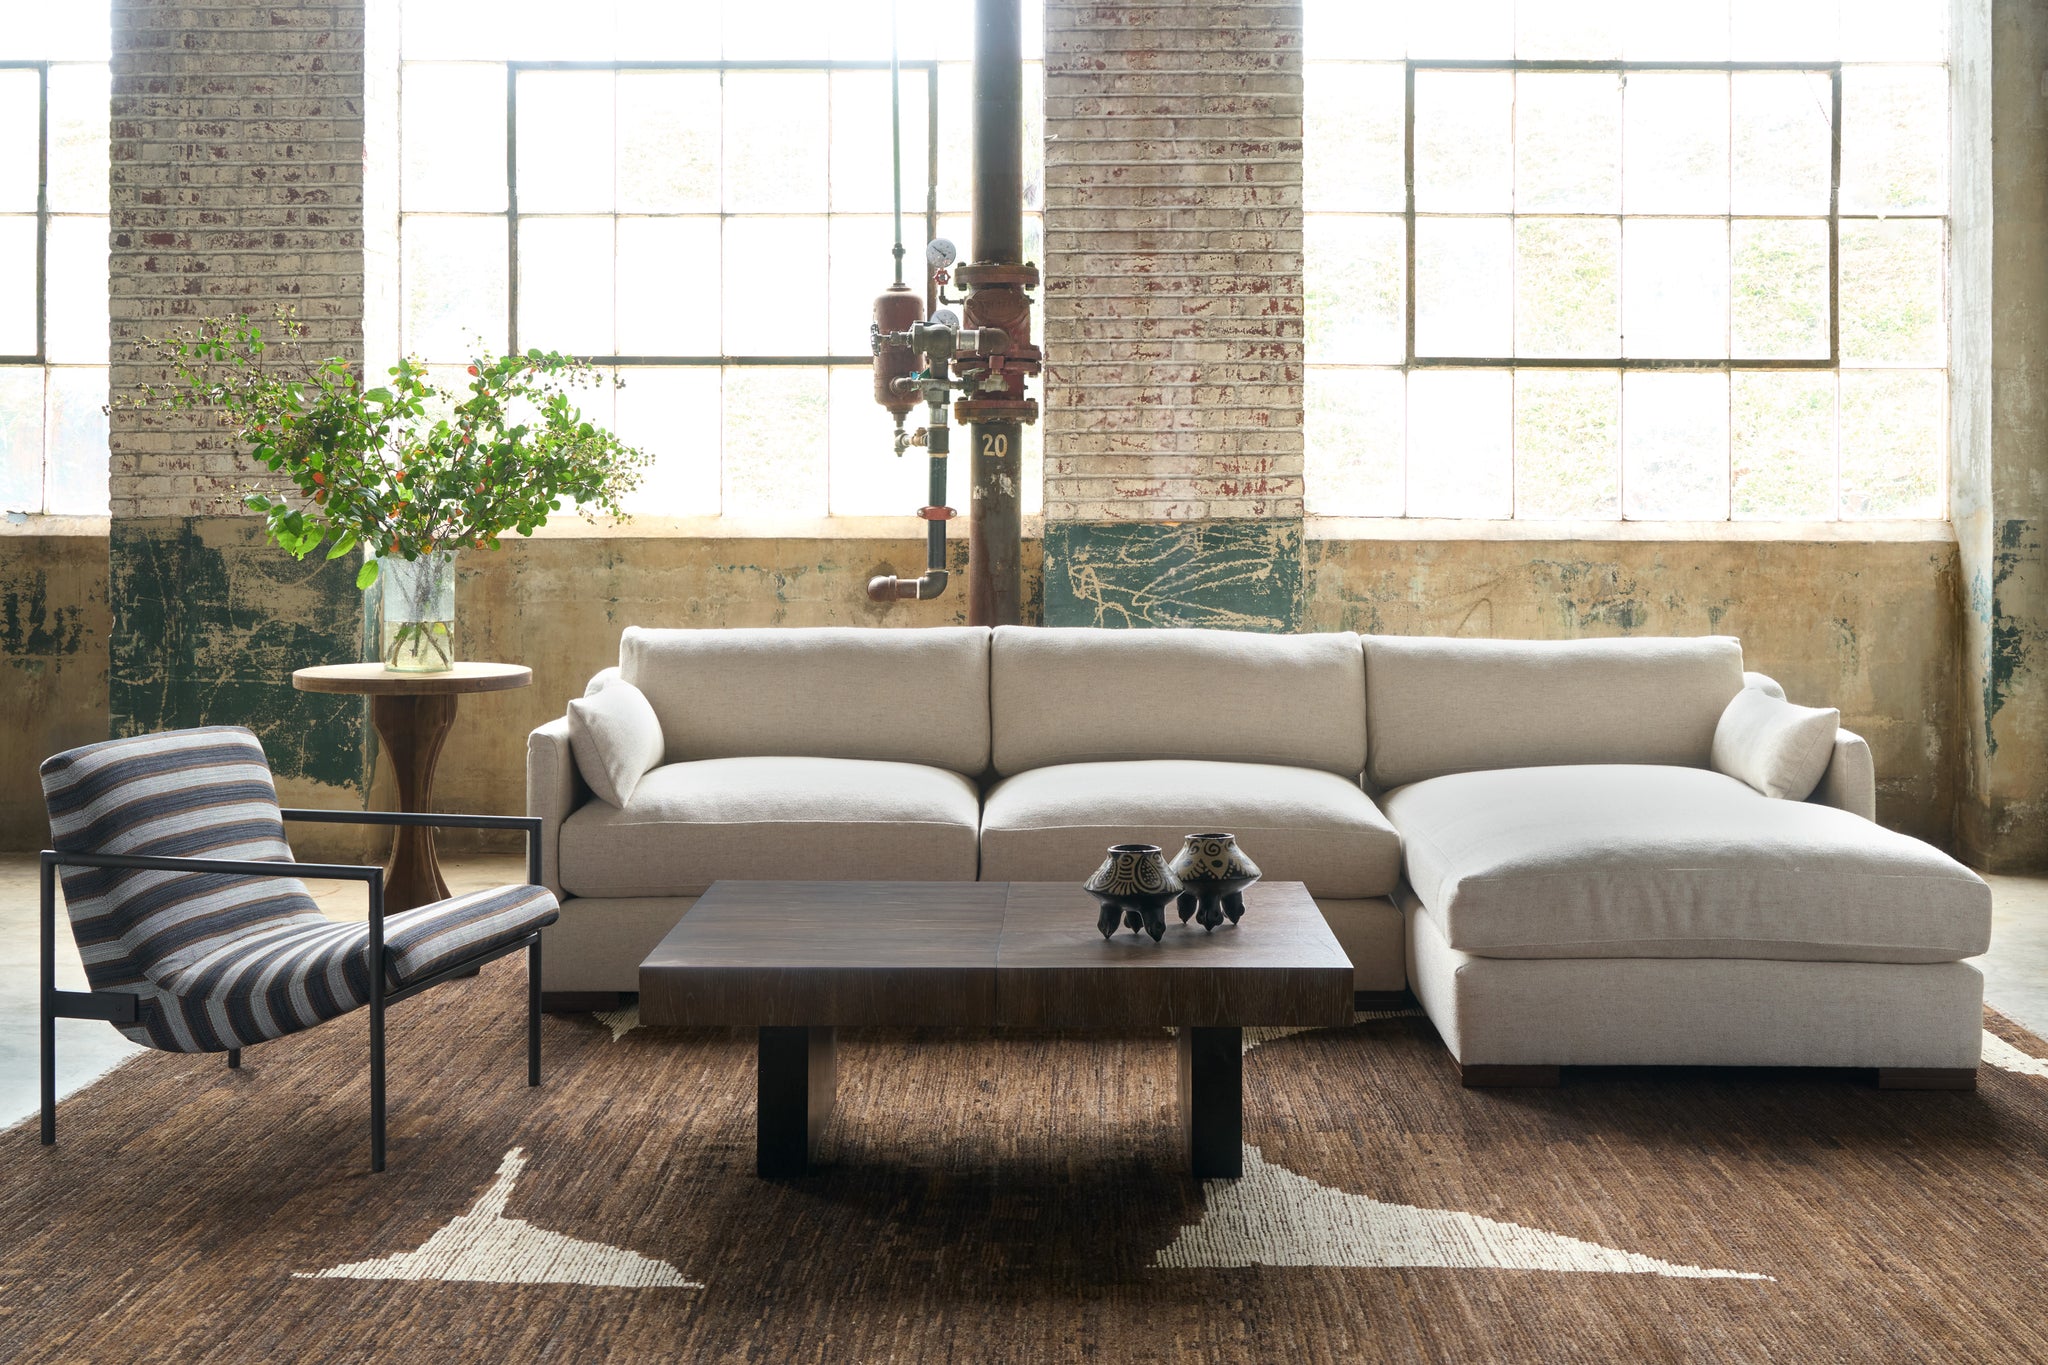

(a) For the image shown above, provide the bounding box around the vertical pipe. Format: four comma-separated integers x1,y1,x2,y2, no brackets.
968,0,1024,627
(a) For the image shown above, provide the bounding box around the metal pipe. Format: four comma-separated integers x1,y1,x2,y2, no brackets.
967,0,1024,627
889,0,904,287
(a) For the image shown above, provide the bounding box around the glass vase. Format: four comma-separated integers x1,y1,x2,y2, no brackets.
378,550,457,673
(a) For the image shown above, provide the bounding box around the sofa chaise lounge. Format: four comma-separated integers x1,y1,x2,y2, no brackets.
528,625,1992,1085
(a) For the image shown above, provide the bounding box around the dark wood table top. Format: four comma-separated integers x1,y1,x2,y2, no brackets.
640,880,1353,1030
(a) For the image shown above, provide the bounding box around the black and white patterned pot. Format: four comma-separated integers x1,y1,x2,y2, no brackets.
1167,832,1263,931
1083,843,1184,942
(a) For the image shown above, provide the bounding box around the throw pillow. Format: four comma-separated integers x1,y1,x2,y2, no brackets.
1711,686,1838,801
567,680,665,807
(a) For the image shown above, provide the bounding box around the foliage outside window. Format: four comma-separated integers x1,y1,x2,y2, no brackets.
395,0,1044,523
1303,0,1950,521
0,8,110,516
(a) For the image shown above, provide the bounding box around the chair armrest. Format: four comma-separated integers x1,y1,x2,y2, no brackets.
527,717,585,898
43,848,383,884
279,810,544,886
1806,728,1876,821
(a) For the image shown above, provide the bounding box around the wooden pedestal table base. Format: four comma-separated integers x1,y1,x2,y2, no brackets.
291,663,533,913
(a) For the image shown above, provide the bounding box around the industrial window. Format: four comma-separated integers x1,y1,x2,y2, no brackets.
1303,1,1949,521
0,9,111,517
394,1,1043,521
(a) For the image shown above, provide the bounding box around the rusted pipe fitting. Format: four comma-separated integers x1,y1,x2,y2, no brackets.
866,569,950,602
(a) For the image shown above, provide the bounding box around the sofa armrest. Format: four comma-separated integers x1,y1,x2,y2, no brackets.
527,716,587,898
1807,727,1876,822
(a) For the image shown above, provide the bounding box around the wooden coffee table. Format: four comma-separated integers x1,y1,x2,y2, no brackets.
639,880,1353,1180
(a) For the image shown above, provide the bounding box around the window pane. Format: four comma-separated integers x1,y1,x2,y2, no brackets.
44,364,106,515
723,0,834,59
1840,218,1943,365
1731,219,1828,359
937,62,972,215
722,367,828,517
47,64,109,214
1840,66,1947,214
1516,217,1619,359
1414,71,1512,212
616,71,719,215
403,64,509,213
1624,73,1729,214
829,214,898,358
516,71,614,213
1732,371,1835,518
1023,62,1044,214
1623,372,1728,519
1306,215,1404,364
1408,370,1511,517
724,217,828,355
1622,218,1728,358
1304,0,1406,59
618,217,720,355
0,71,38,213
828,365,927,516
12,9,109,61
1731,71,1832,214
1730,0,1837,58
614,366,721,517
1516,0,1625,59
1304,64,1404,212
0,366,43,511
1842,0,1947,61
1515,73,1621,213
518,217,614,355
613,0,721,59
45,215,107,363
1624,2,1729,60
830,69,932,216
725,72,828,214
1305,367,1403,515
403,216,509,361
1840,370,1942,517
1408,0,1512,58
1515,370,1619,519
0,216,35,355
1416,217,1511,357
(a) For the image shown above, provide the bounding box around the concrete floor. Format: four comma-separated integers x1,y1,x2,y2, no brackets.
3,855,2046,1132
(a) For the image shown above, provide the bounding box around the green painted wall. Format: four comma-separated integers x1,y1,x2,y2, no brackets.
1041,520,1303,630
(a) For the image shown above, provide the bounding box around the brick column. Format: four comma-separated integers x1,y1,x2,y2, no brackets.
107,0,371,813
1040,0,1304,629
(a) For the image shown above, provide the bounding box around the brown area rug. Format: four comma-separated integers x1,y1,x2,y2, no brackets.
6,962,2048,1363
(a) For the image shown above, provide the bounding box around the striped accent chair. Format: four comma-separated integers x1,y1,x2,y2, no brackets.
39,726,560,1170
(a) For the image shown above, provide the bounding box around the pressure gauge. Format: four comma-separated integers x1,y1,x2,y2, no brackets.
926,238,958,273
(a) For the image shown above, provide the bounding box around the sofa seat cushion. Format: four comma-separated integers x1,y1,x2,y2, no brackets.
1384,764,1990,964
557,757,981,899
979,760,1402,899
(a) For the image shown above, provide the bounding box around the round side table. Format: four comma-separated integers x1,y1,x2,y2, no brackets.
293,662,532,912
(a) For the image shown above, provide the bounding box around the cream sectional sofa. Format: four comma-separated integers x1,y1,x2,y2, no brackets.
527,625,1993,1085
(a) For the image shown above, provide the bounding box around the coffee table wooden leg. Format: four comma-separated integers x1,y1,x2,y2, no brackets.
1179,1026,1243,1180
758,1026,837,1177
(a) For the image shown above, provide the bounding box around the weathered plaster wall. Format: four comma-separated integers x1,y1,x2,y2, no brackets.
1303,535,1963,847
0,534,110,849
1952,0,2048,870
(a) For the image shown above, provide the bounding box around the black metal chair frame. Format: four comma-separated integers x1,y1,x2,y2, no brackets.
40,809,548,1172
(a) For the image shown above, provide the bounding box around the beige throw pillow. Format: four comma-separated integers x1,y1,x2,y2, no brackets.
1711,686,1839,801
567,680,666,807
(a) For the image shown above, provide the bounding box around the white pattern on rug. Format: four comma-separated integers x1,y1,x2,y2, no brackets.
1984,1030,2048,1078
1155,1146,1771,1279
595,1003,642,1042
294,1148,699,1288
1167,1009,1425,1055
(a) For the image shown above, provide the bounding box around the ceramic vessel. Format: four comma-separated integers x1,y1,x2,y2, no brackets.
1168,833,1262,931
1083,843,1183,942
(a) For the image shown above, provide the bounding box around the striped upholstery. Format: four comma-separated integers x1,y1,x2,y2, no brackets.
41,727,559,1054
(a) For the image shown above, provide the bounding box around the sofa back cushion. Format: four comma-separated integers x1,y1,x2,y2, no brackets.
1363,634,1745,789
620,626,991,774
990,626,1367,778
